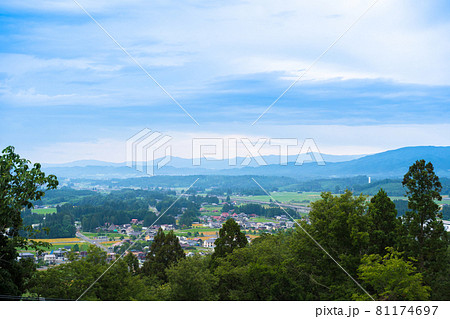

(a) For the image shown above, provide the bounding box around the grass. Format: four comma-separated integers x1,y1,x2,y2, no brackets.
199,205,221,216
32,207,57,215
250,217,277,223
234,192,323,204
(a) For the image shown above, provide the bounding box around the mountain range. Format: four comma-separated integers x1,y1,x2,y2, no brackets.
41,146,450,180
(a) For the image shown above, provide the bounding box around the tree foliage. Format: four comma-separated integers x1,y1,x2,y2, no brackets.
0,146,58,297
355,248,430,301
211,218,248,263
401,160,448,297
141,228,185,282
367,189,401,255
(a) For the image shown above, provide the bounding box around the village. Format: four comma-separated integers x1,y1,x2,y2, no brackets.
19,199,301,268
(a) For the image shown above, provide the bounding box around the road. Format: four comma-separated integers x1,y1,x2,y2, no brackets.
76,231,110,252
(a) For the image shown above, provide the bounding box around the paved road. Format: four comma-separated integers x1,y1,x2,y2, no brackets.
76,231,109,252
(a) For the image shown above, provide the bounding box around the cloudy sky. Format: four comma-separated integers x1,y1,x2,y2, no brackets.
1,0,450,163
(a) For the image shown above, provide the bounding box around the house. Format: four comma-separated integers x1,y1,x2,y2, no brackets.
443,220,450,232
221,212,229,218
18,252,35,261
127,230,141,237
186,240,199,246
191,238,204,245
131,219,138,224
53,249,65,259
203,237,217,248
44,254,56,264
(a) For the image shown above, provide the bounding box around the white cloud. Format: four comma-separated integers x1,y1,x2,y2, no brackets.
23,123,450,163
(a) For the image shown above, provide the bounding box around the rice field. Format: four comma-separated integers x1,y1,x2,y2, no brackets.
36,237,80,243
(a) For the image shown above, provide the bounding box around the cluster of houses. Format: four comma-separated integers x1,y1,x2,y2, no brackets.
17,248,87,265
198,211,296,232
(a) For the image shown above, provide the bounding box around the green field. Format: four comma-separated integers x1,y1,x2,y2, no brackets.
199,205,221,216
32,207,57,214
234,192,323,204
250,217,278,223
18,242,91,254
174,227,220,236
81,231,126,239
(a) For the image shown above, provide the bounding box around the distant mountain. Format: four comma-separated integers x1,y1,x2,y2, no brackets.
41,160,124,168
42,153,364,170
42,146,450,179
227,146,450,178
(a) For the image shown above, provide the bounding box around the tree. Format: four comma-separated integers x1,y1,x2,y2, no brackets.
124,252,139,274
214,232,307,300
211,218,247,264
0,146,58,297
141,228,185,282
367,189,401,255
401,160,448,291
29,246,146,300
166,255,218,300
355,248,430,301
289,191,370,300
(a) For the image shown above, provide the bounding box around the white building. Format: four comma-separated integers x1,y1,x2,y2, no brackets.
203,238,217,248
44,254,56,264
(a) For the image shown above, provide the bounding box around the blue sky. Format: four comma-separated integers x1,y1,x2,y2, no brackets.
1,0,450,163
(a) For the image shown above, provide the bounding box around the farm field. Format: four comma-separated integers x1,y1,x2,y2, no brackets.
19,241,91,253
199,205,221,215
32,207,57,214
174,228,220,236
233,192,323,204
37,237,80,243
250,217,278,223
80,232,127,239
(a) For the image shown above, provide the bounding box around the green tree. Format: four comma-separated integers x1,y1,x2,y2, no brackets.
367,189,401,255
0,146,58,297
166,255,218,300
401,160,448,293
214,232,307,300
124,252,139,274
355,248,430,301
141,228,185,282
290,191,370,300
29,246,146,300
211,218,247,264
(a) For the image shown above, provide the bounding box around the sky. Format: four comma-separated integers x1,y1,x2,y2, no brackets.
1,0,450,163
